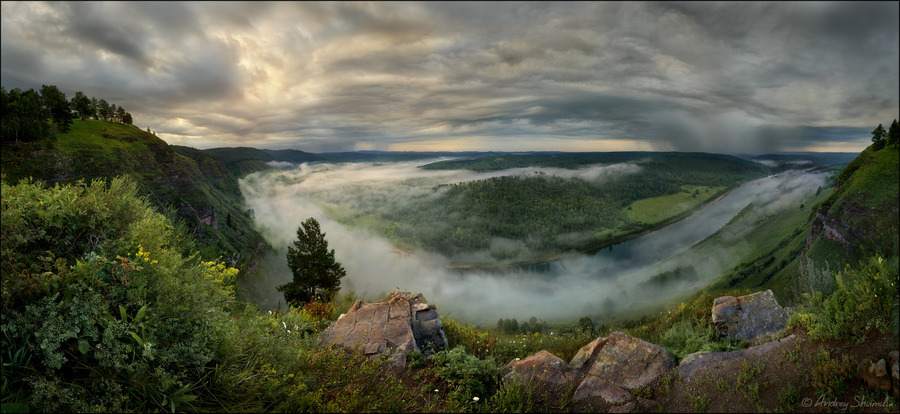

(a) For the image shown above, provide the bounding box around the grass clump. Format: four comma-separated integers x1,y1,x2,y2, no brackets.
684,390,709,413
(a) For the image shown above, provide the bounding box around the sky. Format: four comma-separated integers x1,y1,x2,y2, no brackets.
2,1,898,153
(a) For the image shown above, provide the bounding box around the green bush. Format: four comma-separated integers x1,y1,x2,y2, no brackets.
791,256,899,343
1,177,239,412
480,381,533,413
431,346,499,406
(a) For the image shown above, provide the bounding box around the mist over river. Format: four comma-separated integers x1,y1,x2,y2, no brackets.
240,162,826,323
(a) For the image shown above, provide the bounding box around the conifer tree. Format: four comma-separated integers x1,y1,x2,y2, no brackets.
888,119,899,147
278,217,346,306
872,123,887,151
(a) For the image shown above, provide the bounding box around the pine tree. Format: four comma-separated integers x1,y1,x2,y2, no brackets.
278,217,346,306
888,119,899,147
871,123,887,151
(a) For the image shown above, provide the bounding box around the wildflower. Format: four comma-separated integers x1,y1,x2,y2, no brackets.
282,321,287,329
434,389,439,392
515,357,520,361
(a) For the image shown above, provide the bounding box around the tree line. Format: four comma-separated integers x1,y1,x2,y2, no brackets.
0,84,133,143
871,119,899,151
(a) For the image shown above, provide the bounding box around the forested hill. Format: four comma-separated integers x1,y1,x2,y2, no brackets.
419,151,772,175
197,147,324,177
0,120,266,266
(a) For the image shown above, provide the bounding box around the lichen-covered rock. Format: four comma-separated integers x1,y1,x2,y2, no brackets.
711,290,788,342
500,350,579,387
677,334,796,380
319,289,448,366
569,332,675,404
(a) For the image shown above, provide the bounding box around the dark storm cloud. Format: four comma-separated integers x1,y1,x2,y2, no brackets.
1,1,897,152
65,2,148,64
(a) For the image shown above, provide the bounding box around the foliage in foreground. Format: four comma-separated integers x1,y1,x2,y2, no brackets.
791,255,900,343
0,177,450,413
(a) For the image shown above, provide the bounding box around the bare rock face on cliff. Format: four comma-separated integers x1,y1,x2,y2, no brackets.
319,289,449,367
711,290,788,343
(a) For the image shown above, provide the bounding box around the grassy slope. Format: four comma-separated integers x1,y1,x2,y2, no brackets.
0,120,265,265
626,185,726,225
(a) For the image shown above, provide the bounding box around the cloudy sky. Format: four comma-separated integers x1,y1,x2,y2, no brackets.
2,2,898,153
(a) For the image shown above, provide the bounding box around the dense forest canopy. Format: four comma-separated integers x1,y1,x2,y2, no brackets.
316,153,771,262
0,84,134,143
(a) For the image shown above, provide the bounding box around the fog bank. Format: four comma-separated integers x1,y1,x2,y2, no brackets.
239,161,826,323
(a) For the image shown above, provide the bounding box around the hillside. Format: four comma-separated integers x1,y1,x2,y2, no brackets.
200,147,323,177
0,120,266,266
805,145,900,266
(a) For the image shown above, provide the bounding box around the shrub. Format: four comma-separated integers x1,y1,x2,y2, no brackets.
0,177,239,412
791,256,899,343
443,319,497,360
481,381,533,413
431,346,499,406
809,347,854,400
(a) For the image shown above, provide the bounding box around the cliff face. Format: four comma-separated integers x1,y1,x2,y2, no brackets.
804,144,899,262
806,202,874,250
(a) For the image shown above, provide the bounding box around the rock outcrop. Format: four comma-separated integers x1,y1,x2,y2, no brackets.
319,289,448,367
859,350,900,398
570,332,675,404
500,350,578,386
501,332,673,407
711,290,788,342
677,334,796,380
858,356,892,391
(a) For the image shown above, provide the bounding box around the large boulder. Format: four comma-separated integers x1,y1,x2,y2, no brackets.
319,289,449,366
711,290,788,342
677,334,796,380
500,350,580,387
570,332,675,404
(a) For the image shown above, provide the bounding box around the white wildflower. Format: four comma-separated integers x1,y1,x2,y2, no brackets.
473,397,479,402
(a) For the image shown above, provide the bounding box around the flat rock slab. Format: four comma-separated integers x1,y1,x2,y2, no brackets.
712,290,788,342
319,289,448,367
570,332,675,404
677,334,796,380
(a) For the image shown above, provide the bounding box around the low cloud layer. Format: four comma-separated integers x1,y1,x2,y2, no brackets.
2,2,897,153
239,162,826,323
